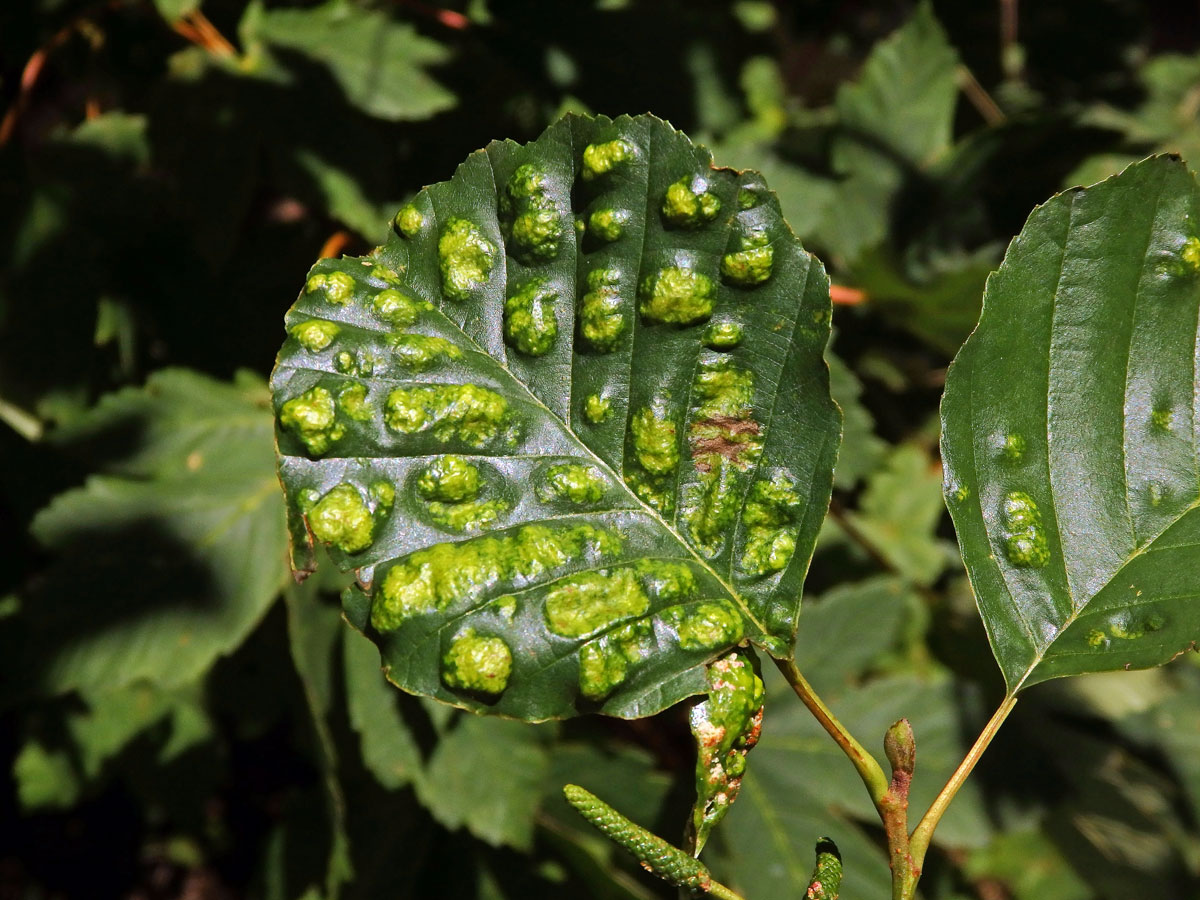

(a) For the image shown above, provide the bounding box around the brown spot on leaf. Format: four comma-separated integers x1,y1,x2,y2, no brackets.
690,417,761,470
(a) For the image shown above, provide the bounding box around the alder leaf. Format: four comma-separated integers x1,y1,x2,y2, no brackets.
941,155,1200,694
271,113,839,722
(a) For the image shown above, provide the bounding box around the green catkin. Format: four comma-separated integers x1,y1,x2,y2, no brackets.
563,785,714,891
805,837,843,900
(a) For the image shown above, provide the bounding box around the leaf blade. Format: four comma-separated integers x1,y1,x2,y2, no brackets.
272,114,839,722
941,155,1200,693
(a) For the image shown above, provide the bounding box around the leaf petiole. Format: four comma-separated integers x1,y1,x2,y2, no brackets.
907,693,1018,872
773,656,889,805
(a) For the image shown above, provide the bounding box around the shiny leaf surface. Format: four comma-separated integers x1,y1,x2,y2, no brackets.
941,156,1200,693
271,113,839,721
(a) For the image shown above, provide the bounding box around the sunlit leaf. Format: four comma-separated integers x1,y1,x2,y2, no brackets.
272,113,839,721
942,156,1200,693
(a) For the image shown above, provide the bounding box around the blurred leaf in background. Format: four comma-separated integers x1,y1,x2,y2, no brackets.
3,0,1200,897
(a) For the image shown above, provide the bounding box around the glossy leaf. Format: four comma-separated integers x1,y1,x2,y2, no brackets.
271,113,840,722
941,155,1200,693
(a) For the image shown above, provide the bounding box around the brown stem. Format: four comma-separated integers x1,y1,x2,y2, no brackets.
956,64,1006,126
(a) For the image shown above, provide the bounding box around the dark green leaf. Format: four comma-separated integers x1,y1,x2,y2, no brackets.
343,627,422,790
1,370,287,699
941,156,1200,693
843,443,955,587
284,582,353,898
245,1,456,122
818,1,959,263
419,715,552,850
271,113,839,722
827,349,886,489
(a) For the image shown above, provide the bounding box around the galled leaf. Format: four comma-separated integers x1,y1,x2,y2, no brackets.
941,155,1200,693
688,650,764,855
271,113,839,721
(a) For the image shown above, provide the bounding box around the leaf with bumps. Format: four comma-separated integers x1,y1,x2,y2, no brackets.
271,114,839,722
942,156,1200,694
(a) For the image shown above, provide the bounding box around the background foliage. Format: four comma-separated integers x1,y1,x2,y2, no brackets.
3,1,1200,897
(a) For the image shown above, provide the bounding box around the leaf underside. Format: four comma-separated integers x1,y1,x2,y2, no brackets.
271,113,839,722
941,155,1200,694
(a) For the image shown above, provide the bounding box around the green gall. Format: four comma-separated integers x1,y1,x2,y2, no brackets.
537,463,606,504
661,176,721,227
1001,490,1050,568
280,386,345,455
372,288,430,326
702,321,743,349
631,407,679,476
737,188,759,209
1151,406,1173,430
584,393,612,424
1108,612,1167,641
588,208,629,242
1000,433,1026,461
417,455,480,502
633,559,696,601
438,217,497,300
493,596,518,620
740,472,801,575
307,483,375,554
1183,236,1200,273
693,358,753,419
297,488,321,511
580,268,626,351
506,163,548,199
334,351,356,374
684,459,740,556
500,164,564,262
666,601,744,650
581,139,635,180
442,629,512,695
624,470,672,515
511,208,564,260
384,384,508,447
306,273,327,293
290,319,340,352
504,278,559,356
427,498,509,533
369,480,395,508
578,641,628,700
639,266,715,325
544,567,650,639
337,382,372,421
372,524,620,631
323,271,356,304
742,529,796,574
721,229,773,285
395,204,425,238
387,333,463,371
